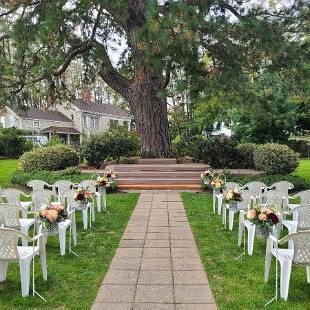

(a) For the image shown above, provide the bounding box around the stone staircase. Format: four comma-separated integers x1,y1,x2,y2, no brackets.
109,158,208,190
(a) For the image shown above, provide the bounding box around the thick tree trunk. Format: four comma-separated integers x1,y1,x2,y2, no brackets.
128,73,172,158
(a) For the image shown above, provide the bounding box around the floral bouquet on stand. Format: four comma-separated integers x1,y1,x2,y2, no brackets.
73,188,94,209
224,189,243,211
246,205,279,238
94,175,108,193
105,168,117,182
39,202,67,235
209,173,226,193
200,169,214,187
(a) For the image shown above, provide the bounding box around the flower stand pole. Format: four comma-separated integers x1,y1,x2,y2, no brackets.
212,189,220,214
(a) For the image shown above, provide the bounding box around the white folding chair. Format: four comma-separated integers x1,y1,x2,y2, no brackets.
27,180,52,191
0,227,47,297
53,180,74,202
79,180,98,218
265,231,310,300
242,181,267,203
219,182,241,222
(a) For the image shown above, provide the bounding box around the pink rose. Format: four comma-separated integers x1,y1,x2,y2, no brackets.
247,209,257,220
260,207,272,214
258,213,267,221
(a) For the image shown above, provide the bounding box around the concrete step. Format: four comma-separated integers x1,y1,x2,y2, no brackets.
137,158,177,165
117,178,201,185
110,164,209,172
116,171,201,178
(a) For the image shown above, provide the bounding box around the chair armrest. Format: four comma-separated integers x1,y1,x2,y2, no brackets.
32,233,44,241
268,234,278,243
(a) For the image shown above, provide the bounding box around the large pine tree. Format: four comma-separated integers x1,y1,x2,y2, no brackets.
0,0,307,157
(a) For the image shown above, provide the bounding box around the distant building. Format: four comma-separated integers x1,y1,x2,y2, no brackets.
0,100,131,147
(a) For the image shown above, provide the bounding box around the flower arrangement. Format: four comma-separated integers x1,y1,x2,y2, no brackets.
200,169,214,185
210,177,225,190
39,203,67,228
224,189,243,202
74,188,94,203
95,175,108,187
246,205,279,237
105,168,117,181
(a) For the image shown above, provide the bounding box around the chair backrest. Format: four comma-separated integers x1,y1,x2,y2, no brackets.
0,228,28,260
223,182,240,195
0,188,26,206
242,181,267,198
27,179,51,191
32,189,54,211
53,180,75,196
280,231,310,265
238,190,254,210
262,190,285,208
79,180,96,192
291,205,310,231
0,204,22,228
64,189,80,210
270,181,294,195
295,190,310,205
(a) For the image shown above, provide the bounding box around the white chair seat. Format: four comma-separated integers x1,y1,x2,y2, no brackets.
58,219,71,229
17,246,39,259
288,203,300,210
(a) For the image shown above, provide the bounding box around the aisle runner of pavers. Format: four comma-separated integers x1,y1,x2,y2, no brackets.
92,191,217,310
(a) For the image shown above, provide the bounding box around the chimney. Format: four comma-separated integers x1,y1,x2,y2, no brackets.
81,88,92,104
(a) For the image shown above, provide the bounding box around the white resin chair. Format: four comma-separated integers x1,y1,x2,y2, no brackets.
264,231,310,300
224,190,254,231
0,227,47,297
0,188,32,219
27,180,52,191
217,182,240,219
79,180,98,218
64,190,90,231
0,204,35,246
242,181,267,203
53,180,74,202
268,181,294,208
288,190,310,220
238,190,285,256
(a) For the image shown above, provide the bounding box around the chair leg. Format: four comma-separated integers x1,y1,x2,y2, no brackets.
91,203,95,222
0,261,8,282
71,212,77,246
217,194,223,215
238,217,244,246
212,190,216,213
82,209,88,229
20,225,30,246
306,266,310,284
58,227,67,256
280,260,292,301
96,194,101,212
264,238,273,282
247,225,255,256
40,249,47,281
19,257,31,297
228,210,234,231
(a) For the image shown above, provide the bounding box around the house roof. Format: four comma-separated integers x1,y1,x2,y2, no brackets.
73,100,130,118
40,126,80,134
12,107,72,122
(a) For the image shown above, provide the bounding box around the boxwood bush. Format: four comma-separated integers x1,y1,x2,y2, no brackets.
236,143,258,169
19,145,79,172
254,143,299,175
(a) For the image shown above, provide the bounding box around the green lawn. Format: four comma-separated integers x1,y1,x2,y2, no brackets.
293,158,310,186
182,193,310,310
0,193,139,310
0,159,18,188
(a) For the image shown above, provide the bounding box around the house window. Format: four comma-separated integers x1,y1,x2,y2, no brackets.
83,115,99,129
109,119,119,130
0,116,5,128
33,121,40,129
9,114,14,127
71,114,74,120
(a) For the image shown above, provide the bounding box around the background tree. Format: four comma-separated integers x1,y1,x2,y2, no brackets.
0,0,308,157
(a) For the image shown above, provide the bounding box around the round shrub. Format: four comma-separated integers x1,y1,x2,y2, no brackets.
237,143,258,169
254,143,299,175
19,145,79,172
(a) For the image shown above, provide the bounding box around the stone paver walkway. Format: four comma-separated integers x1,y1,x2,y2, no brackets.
92,191,217,310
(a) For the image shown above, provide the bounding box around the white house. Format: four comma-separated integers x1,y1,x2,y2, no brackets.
0,100,131,146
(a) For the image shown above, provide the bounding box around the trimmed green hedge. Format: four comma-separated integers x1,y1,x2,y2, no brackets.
19,145,79,172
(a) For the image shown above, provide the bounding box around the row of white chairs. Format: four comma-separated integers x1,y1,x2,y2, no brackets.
0,179,107,297
212,181,310,301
